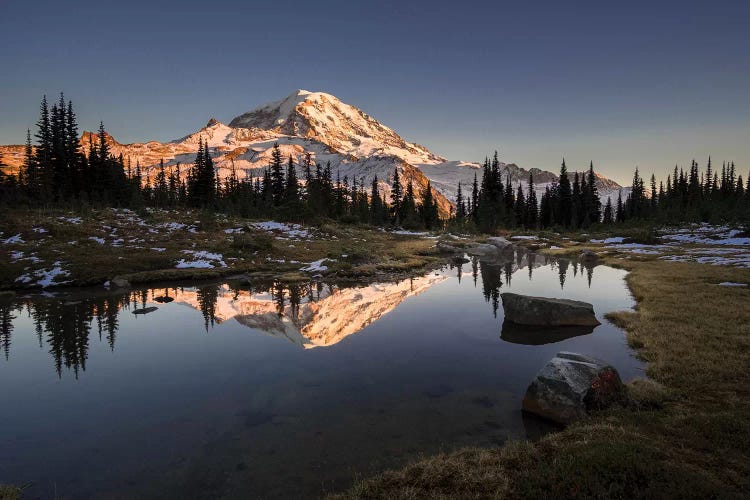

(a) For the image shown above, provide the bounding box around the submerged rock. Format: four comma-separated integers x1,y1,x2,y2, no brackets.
132,306,158,315
487,236,513,250
153,296,174,303
501,293,601,327
522,352,625,425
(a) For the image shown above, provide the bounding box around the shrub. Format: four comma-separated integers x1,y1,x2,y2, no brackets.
231,233,274,252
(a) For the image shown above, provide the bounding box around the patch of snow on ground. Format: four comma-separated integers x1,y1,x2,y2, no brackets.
89,237,106,244
224,227,244,234
151,247,166,252
251,221,312,239
160,222,187,231
301,258,334,272
660,224,750,246
2,234,25,244
718,282,747,287
175,250,227,269
590,237,625,244
32,227,48,233
16,261,70,288
59,216,82,224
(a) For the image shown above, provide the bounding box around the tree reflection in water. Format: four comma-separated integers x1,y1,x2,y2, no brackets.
0,251,598,377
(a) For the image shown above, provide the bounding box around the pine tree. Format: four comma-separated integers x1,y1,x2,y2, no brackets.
419,180,438,229
34,95,53,201
471,172,479,224
515,184,525,227
370,176,386,226
455,182,466,221
602,197,614,224
269,142,284,205
571,172,585,227
284,154,299,205
586,162,601,224
526,173,538,228
390,168,402,225
557,159,572,226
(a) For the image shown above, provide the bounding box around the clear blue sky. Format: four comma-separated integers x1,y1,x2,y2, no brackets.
1,0,749,184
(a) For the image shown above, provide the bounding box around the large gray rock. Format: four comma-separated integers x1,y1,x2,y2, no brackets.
487,236,513,250
522,352,625,425
501,293,601,327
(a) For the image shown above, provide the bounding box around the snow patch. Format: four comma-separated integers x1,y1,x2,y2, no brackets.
2,234,24,244
301,258,334,272
175,250,227,269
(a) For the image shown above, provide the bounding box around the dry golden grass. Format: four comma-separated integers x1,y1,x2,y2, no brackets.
332,252,750,499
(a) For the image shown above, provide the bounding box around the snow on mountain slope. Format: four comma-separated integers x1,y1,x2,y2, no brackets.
0,89,627,211
229,90,444,165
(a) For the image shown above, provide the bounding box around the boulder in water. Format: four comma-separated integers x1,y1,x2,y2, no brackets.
501,293,601,327
522,352,626,425
487,236,513,250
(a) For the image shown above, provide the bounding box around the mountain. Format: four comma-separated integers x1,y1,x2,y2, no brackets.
0,89,627,209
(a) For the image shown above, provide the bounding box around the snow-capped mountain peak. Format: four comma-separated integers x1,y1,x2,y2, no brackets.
229,90,443,165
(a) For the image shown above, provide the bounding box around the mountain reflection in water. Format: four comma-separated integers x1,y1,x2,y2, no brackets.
0,252,601,377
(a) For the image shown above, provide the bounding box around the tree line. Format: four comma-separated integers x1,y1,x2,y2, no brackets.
2,94,748,230
450,152,749,232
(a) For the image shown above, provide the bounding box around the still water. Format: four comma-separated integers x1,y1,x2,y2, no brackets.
0,251,643,499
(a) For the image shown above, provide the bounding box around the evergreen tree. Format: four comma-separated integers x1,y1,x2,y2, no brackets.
557,159,572,226
586,161,601,224
526,173,538,228
419,180,439,229
284,154,299,205
370,176,386,226
390,168,402,225
269,143,284,205
602,196,614,224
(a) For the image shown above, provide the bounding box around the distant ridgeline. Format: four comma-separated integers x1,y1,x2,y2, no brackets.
0,93,748,230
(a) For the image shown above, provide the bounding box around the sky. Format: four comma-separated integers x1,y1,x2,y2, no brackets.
1,0,749,184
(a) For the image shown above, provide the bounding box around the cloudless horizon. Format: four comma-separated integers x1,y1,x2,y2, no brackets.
2,0,749,184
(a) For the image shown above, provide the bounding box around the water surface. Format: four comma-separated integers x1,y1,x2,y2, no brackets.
0,250,643,498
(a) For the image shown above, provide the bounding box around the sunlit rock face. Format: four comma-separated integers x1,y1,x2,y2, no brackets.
169,274,447,348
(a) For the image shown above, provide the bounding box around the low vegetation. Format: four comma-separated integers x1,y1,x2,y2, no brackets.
332,238,750,499
0,208,442,291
